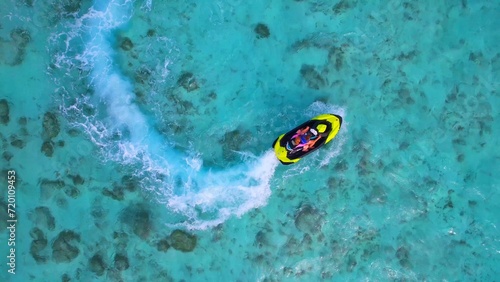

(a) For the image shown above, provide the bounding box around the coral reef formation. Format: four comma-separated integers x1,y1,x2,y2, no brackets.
254,23,270,39
169,229,197,252
294,204,325,234
120,37,134,51
114,253,129,271
42,112,60,141
89,253,107,276
9,28,31,65
0,99,9,125
177,72,199,92
52,230,81,263
30,227,48,263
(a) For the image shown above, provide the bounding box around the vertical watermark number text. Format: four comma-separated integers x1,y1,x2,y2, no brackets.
7,170,16,275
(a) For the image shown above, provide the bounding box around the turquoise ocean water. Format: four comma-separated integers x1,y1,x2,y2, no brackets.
1,0,499,281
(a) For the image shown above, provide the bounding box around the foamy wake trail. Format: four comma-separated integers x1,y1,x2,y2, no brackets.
78,0,278,229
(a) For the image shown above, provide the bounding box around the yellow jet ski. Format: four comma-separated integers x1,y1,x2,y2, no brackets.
272,114,342,165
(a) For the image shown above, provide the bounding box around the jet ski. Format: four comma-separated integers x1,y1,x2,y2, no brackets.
272,114,343,165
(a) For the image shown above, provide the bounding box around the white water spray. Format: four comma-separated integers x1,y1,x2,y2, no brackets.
80,0,279,229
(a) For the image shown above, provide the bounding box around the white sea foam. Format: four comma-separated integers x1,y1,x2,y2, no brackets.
141,0,153,12
166,150,278,229
52,0,279,230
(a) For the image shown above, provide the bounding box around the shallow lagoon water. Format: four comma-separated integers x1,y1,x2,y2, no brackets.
0,0,499,281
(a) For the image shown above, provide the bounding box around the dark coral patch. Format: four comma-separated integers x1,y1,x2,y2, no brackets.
55,196,68,209
367,185,387,204
399,141,410,150
283,237,301,256
67,128,80,137
3,151,13,162
302,233,313,247
170,229,197,252
332,0,352,14
396,246,411,268
89,254,107,276
114,253,129,271
398,50,418,61
61,274,71,282
157,238,170,252
220,128,252,162
254,230,271,248
30,227,48,263
9,28,31,65
0,199,8,229
42,112,60,140
52,230,81,263
334,159,349,171
90,203,106,222
300,64,326,89
177,72,199,92
9,28,31,66
328,46,344,71
102,187,124,201
41,141,54,157
294,204,324,234
68,174,84,186
30,206,56,230
64,185,80,198
112,231,129,253
0,99,9,125
120,37,134,51
469,52,484,65
102,176,138,201
121,175,139,192
121,204,153,239
254,23,270,39
10,137,25,148
134,67,151,84
21,0,34,7
11,28,31,46
146,29,156,37
60,0,82,14
40,179,65,190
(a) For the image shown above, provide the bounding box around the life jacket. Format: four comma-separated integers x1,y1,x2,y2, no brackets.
291,130,318,149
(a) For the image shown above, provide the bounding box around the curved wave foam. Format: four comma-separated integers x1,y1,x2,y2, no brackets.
55,0,279,229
